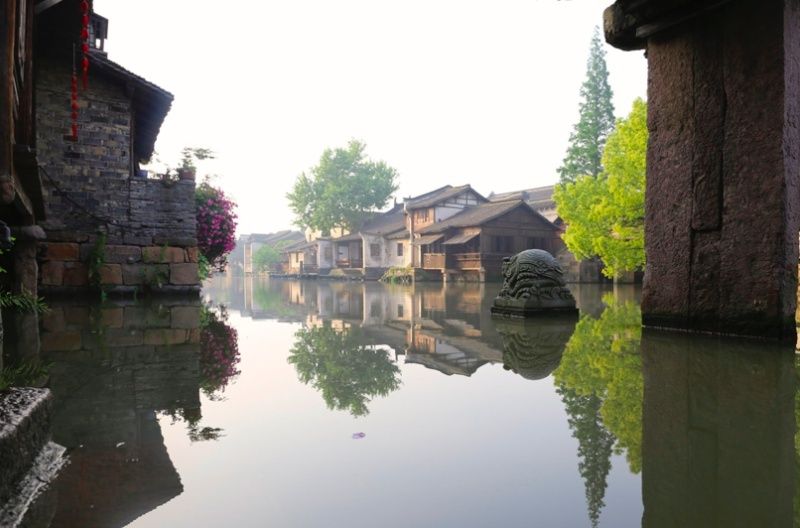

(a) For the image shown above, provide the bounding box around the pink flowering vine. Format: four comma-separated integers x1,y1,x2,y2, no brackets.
196,182,238,272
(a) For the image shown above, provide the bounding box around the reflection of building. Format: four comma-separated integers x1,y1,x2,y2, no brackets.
238,278,577,380
26,301,204,527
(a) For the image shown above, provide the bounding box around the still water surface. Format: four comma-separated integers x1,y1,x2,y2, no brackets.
14,278,796,527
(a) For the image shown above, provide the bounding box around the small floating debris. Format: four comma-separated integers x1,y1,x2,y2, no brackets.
351,432,366,440
115,442,125,448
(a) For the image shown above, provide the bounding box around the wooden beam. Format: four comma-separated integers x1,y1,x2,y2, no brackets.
0,0,17,191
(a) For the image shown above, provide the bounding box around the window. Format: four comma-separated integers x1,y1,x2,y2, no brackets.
323,246,333,261
370,244,381,258
397,304,404,318
492,235,514,253
528,237,550,252
397,243,404,257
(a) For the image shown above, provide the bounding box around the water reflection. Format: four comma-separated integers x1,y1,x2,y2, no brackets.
8,300,209,527
641,331,794,527
2,276,797,527
288,324,401,417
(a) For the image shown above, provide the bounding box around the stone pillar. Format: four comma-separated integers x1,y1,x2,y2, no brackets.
640,330,794,526
605,0,800,340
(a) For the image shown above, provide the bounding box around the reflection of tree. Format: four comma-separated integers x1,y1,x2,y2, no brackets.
557,387,614,528
200,305,241,397
288,323,401,417
553,293,643,527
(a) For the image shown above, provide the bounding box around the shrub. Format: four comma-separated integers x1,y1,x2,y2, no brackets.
196,182,237,272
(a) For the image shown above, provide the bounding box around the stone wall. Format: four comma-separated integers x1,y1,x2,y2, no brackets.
35,57,198,295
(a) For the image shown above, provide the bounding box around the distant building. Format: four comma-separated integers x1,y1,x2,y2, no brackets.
488,185,559,223
232,231,305,275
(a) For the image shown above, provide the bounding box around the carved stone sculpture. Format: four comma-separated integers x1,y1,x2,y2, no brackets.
491,249,578,317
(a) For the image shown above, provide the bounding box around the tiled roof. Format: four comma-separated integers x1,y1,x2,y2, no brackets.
404,184,485,210
488,185,556,211
360,204,405,235
419,200,549,234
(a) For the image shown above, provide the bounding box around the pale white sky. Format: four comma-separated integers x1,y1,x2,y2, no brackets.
95,0,646,235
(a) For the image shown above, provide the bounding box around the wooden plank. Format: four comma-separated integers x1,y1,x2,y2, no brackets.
0,0,17,191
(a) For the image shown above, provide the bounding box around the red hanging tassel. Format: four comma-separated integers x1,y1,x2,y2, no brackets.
80,0,90,90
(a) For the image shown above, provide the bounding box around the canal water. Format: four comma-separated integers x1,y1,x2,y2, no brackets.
5,277,796,527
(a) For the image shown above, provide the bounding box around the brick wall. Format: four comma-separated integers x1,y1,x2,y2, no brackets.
35,57,199,295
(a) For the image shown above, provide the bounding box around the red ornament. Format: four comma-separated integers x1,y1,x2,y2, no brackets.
79,0,90,90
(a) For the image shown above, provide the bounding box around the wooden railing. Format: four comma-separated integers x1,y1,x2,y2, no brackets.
422,253,446,269
336,259,363,269
450,252,481,270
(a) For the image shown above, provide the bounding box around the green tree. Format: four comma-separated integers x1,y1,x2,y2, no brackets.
554,98,647,278
553,293,643,474
287,140,398,234
252,240,293,273
558,27,616,184
288,323,401,416
557,387,615,528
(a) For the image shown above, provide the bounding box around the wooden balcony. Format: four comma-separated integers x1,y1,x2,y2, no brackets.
422,253,446,269
449,252,481,270
336,259,363,269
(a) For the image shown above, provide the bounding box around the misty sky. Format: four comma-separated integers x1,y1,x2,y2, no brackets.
94,0,647,235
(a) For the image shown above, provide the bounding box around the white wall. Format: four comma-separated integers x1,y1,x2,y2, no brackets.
362,234,412,269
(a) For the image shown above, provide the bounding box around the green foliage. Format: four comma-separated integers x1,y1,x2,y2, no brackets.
557,387,615,528
553,293,643,474
558,27,616,184
0,291,49,314
288,322,401,416
380,266,414,284
181,147,215,171
555,98,647,278
0,361,51,392
198,254,211,281
287,140,398,234
252,240,294,273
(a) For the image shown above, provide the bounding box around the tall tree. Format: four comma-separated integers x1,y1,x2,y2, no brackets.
554,98,647,278
558,27,616,184
287,140,398,235
557,386,615,528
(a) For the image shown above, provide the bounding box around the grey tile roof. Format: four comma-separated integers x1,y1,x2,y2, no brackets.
404,184,485,210
418,200,544,234
488,185,556,211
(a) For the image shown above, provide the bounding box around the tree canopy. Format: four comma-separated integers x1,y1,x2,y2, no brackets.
558,27,616,184
553,293,643,474
287,140,398,234
252,240,293,273
288,323,401,416
554,98,647,278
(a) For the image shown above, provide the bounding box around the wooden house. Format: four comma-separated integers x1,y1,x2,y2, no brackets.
403,184,486,267
284,240,318,275
489,186,609,283
414,199,564,281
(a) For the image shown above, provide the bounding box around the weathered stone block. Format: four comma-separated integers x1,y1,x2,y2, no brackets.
170,263,199,285
144,328,189,346
100,307,124,328
62,262,88,287
99,264,123,285
171,306,201,329
186,247,199,263
42,307,66,333
43,243,79,262
63,306,89,325
40,331,82,352
143,246,185,264
103,245,142,264
40,261,64,286
121,264,169,286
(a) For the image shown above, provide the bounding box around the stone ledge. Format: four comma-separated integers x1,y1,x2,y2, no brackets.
0,389,54,509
